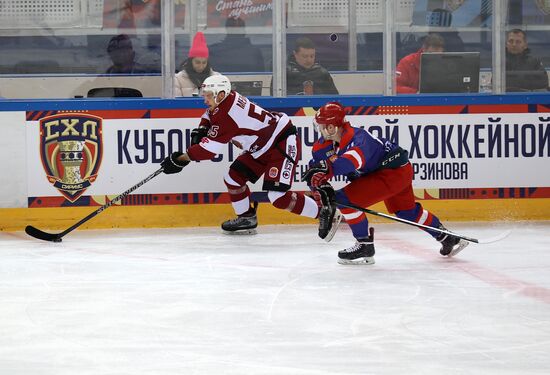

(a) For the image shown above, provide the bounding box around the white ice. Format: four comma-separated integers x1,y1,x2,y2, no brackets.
1,221,550,375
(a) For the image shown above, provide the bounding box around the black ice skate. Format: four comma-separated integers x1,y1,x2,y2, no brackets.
222,201,258,235
338,227,375,265
437,225,469,257
317,184,342,242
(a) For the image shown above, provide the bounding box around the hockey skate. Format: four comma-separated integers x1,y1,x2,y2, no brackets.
222,201,258,235
437,225,469,257
317,184,342,242
338,228,375,265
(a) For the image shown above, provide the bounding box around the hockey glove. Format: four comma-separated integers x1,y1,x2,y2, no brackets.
301,160,334,188
190,126,209,146
161,152,190,174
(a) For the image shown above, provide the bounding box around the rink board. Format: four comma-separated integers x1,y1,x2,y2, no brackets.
1,95,550,230
2,198,549,232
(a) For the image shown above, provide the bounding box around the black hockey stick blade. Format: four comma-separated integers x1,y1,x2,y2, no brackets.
25,167,165,242
25,225,64,242
337,201,479,244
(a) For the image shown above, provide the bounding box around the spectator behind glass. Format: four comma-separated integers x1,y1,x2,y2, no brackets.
506,29,549,92
396,33,445,94
427,8,465,52
208,17,265,72
105,34,148,74
174,32,219,97
286,37,339,95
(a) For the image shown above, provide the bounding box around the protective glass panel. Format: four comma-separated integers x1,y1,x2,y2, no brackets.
0,0,162,99
358,1,415,95
285,0,348,95
395,0,492,95
505,0,550,93
174,0,272,98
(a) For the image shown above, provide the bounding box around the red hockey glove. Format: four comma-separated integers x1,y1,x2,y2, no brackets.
310,172,330,188
301,160,334,189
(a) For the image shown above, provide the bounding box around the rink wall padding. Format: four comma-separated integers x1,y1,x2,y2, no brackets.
1,199,549,232
1,94,550,231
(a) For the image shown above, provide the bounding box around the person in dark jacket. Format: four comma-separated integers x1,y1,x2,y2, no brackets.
105,34,149,74
506,29,548,92
208,17,265,72
286,37,339,95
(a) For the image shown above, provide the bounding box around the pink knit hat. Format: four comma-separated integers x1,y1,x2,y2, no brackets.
188,32,209,58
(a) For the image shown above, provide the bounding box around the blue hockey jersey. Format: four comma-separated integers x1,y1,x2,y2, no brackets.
309,122,400,180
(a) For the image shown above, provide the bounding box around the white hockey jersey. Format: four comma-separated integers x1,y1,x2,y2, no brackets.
187,91,291,161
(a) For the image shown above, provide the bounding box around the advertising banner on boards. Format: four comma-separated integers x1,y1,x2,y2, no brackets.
25,106,550,208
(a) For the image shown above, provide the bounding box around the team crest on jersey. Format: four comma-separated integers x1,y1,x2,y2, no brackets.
282,145,297,180
269,167,279,178
535,0,550,14
39,113,103,202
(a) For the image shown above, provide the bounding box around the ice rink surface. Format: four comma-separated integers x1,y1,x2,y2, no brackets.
1,221,550,375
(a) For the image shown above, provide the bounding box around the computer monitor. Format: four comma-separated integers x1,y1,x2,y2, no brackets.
231,80,263,96
87,87,143,98
419,52,480,94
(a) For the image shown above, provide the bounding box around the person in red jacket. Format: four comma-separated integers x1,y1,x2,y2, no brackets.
396,33,445,94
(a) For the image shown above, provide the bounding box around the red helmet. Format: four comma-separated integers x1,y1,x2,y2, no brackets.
314,101,346,128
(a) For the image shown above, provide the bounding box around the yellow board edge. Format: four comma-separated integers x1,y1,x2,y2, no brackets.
2,198,549,232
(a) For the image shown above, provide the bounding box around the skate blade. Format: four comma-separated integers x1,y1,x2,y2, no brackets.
323,209,343,243
338,257,375,265
447,239,469,257
222,229,257,235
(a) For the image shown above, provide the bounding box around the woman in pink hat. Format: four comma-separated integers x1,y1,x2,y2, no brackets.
174,32,219,97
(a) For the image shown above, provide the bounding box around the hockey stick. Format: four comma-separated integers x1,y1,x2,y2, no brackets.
336,201,479,243
25,167,165,243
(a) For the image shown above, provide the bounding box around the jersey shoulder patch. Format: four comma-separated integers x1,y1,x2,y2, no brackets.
312,140,334,160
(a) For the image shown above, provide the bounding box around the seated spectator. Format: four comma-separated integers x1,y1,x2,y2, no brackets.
506,29,548,92
396,33,445,94
174,32,219,97
286,37,339,95
208,17,265,72
105,34,148,74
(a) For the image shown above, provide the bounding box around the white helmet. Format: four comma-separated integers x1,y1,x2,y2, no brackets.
201,74,231,102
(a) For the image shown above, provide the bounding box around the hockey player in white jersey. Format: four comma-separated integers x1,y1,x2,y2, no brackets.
161,74,324,234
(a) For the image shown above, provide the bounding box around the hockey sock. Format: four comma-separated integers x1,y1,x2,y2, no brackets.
396,203,442,239
340,207,370,239
268,191,318,218
224,171,251,216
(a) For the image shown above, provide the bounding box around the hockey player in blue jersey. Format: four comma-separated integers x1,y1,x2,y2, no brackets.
302,101,469,265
